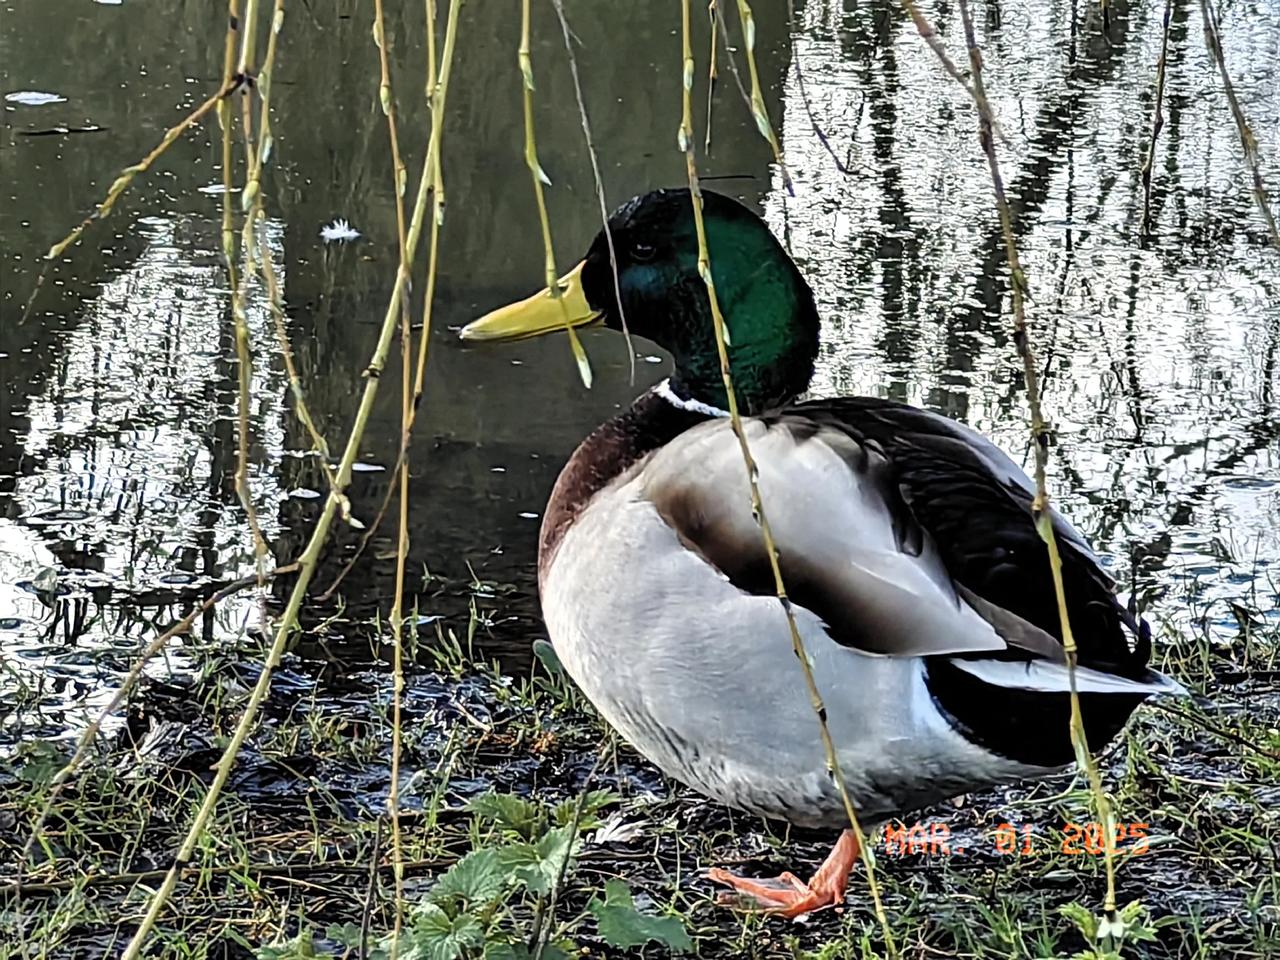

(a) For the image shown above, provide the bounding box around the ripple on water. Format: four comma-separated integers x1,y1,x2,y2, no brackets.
26,508,92,526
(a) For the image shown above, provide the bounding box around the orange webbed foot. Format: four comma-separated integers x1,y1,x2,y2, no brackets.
708,829,859,919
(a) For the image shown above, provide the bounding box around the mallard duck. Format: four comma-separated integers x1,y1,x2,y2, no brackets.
461,189,1182,916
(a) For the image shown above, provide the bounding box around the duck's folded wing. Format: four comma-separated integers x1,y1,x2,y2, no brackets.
787,398,1148,670
635,414,1063,662
635,400,1148,675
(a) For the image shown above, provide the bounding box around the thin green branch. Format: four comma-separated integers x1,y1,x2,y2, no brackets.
705,1,719,152
520,0,592,388
115,5,465,955
678,2,895,953
732,1,792,193
41,81,240,266
549,0,633,379
370,0,414,950
899,0,1008,146
229,0,277,582
314,0,460,609
954,0,1122,938
257,226,334,467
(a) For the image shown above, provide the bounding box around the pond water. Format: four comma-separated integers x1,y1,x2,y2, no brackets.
2,0,1278,747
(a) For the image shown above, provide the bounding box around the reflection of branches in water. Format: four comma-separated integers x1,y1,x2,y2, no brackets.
785,0,857,175
1140,0,1175,239
1199,0,1280,250
867,24,928,397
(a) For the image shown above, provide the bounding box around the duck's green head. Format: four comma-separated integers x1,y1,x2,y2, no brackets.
461,189,820,414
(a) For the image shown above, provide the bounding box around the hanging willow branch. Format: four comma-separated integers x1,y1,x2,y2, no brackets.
114,2,465,955
519,0,592,388
952,0,1123,939
899,0,1008,146
370,0,415,949
549,0,633,378
732,0,793,193
677,1,895,953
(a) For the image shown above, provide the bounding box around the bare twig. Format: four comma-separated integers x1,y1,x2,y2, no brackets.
784,0,854,175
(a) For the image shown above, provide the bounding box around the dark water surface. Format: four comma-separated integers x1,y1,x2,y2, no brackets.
2,0,1278,746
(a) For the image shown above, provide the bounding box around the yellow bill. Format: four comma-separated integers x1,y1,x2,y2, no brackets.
460,260,600,342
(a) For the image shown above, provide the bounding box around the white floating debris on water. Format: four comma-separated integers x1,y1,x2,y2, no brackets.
5,91,67,106
519,512,539,519
320,217,360,243
287,488,322,499
642,355,663,364
197,183,238,195
490,466,506,473
351,461,385,473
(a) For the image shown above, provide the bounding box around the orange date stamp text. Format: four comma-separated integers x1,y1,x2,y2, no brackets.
880,820,1152,857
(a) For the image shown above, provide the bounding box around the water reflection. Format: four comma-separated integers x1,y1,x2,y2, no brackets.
769,0,1280,643
0,216,287,740
1,0,1278,745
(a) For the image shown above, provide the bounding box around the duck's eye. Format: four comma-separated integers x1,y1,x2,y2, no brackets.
631,241,657,263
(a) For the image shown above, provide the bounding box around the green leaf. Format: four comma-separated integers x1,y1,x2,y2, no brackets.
255,930,318,959
497,826,578,895
467,792,544,840
483,942,573,960
323,922,364,948
552,788,621,830
531,639,563,675
589,879,692,953
430,848,507,907
1058,901,1098,941
16,741,66,788
401,904,483,960
323,923,388,959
